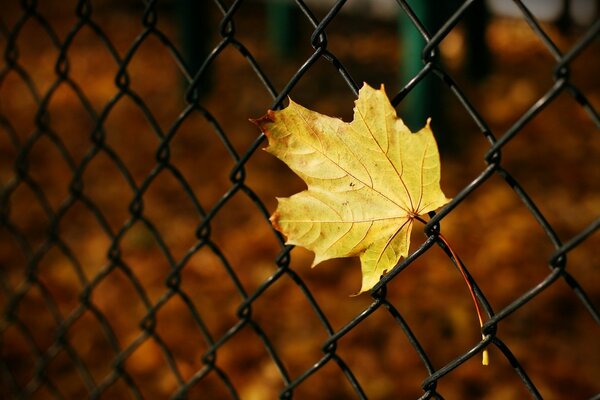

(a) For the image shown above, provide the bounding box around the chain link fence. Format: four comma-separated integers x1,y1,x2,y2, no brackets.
1,0,599,399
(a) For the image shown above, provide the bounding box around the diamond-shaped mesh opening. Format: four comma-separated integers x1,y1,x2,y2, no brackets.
1,1,598,399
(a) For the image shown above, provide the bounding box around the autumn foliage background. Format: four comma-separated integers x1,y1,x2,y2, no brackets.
1,1,599,399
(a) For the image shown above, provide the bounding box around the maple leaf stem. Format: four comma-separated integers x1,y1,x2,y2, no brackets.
414,215,489,366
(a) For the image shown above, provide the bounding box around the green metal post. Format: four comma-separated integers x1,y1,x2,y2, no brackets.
398,1,433,133
267,1,296,58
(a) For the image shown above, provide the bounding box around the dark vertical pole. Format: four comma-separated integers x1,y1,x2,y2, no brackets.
464,0,490,81
267,1,296,58
178,0,211,96
398,1,434,133
556,0,573,33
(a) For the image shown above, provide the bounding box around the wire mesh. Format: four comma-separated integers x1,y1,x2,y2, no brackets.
1,0,599,399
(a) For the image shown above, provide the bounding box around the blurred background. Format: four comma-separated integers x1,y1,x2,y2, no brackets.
0,0,599,399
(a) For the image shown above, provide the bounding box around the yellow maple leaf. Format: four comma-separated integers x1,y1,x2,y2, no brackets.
254,83,451,293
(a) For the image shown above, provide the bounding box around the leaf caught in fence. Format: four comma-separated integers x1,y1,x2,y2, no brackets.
253,83,450,293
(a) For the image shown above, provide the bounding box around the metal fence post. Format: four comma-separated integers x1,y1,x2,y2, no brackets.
398,2,438,133
177,0,211,95
267,0,296,58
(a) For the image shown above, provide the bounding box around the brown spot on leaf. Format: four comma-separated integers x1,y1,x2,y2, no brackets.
249,111,276,138
269,211,282,232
